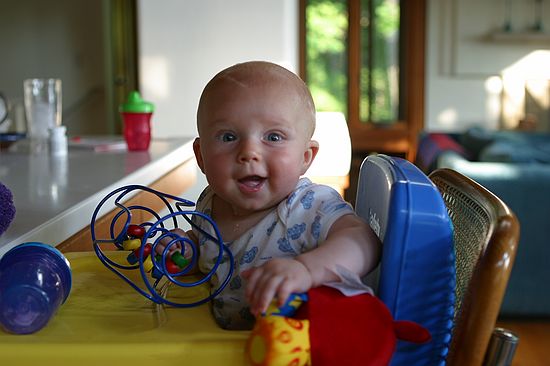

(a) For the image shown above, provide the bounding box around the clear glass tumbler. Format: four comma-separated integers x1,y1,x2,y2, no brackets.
23,78,62,153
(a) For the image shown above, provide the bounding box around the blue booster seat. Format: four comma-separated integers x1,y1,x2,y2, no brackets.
356,154,455,366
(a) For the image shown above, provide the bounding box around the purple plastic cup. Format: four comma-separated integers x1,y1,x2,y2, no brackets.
0,242,71,334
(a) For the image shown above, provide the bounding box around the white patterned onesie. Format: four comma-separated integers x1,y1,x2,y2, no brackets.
191,177,355,330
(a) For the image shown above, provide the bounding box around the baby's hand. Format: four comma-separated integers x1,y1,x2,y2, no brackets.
155,228,196,259
241,258,313,316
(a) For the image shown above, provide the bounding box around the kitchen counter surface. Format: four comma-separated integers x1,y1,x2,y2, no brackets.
0,137,195,256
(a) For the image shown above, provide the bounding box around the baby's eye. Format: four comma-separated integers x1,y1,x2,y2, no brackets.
266,132,283,142
220,132,236,142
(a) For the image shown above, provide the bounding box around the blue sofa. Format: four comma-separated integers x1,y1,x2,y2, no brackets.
417,127,550,317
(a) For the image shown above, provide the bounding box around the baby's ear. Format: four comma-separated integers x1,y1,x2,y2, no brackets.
193,138,205,173
302,140,319,172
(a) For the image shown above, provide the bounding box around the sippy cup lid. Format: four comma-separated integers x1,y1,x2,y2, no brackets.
119,91,154,113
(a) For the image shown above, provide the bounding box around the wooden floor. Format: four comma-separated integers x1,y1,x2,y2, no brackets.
496,318,550,366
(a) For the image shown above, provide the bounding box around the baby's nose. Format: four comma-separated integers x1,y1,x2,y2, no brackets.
237,139,261,162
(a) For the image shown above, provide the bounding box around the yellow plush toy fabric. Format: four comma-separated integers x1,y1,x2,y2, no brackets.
246,315,311,366
245,294,311,366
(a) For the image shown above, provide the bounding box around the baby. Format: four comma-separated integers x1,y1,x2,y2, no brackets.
184,61,380,330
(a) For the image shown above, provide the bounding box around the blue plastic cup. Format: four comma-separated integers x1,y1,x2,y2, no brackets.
0,242,71,334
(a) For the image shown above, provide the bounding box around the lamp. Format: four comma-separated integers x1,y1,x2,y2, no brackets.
305,112,352,195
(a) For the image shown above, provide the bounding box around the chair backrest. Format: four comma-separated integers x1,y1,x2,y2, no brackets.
356,154,455,365
429,168,520,366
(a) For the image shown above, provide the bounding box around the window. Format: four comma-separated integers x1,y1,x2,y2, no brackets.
300,0,425,160
304,0,348,116
358,0,400,123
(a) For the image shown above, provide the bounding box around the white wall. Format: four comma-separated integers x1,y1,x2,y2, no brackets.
138,0,299,139
137,0,299,198
0,0,106,135
426,0,550,132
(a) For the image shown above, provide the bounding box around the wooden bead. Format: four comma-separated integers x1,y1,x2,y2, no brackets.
142,256,154,272
127,224,146,238
133,243,152,258
165,258,180,274
171,251,189,268
126,251,138,265
123,238,141,251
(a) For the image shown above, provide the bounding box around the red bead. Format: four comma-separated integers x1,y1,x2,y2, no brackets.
127,224,146,238
133,243,152,258
165,258,180,274
143,243,152,257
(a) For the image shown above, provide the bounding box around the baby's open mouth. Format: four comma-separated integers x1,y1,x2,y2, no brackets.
238,175,266,192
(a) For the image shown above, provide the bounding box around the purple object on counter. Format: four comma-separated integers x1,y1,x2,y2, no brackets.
0,181,15,236
0,243,72,334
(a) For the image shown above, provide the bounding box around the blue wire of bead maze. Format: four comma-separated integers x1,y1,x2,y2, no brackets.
90,184,234,308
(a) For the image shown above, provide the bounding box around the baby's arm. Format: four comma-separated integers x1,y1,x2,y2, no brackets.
242,213,380,315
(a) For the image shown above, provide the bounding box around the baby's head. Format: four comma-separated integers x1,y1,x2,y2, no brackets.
194,61,319,215
197,61,316,137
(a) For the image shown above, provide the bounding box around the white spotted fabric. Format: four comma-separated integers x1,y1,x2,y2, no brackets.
191,178,355,330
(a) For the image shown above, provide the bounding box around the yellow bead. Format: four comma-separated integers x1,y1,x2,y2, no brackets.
122,238,141,251
142,256,154,272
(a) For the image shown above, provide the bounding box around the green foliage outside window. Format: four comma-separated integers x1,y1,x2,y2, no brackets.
305,0,348,115
361,0,400,123
305,0,400,124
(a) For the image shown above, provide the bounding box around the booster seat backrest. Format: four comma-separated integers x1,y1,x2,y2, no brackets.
356,154,456,365
355,155,394,242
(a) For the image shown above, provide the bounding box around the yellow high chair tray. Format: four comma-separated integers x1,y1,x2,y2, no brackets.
0,251,249,365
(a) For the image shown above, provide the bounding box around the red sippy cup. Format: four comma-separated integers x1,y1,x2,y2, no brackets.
119,91,155,151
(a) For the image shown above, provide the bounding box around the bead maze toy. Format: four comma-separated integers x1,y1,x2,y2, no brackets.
90,184,234,307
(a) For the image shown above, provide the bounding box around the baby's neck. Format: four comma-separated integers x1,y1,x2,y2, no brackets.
211,195,274,242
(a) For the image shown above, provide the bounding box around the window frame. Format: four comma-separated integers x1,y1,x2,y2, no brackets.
299,0,426,160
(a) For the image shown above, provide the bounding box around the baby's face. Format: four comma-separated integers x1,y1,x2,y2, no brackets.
195,69,318,216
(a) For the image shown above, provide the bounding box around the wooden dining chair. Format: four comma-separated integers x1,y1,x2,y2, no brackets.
429,168,520,366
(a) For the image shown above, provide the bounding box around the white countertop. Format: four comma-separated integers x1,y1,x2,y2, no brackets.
0,137,195,256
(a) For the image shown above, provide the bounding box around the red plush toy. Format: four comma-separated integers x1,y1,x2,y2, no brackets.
246,286,431,366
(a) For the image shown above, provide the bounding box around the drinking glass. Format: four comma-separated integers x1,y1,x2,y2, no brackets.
23,78,62,153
